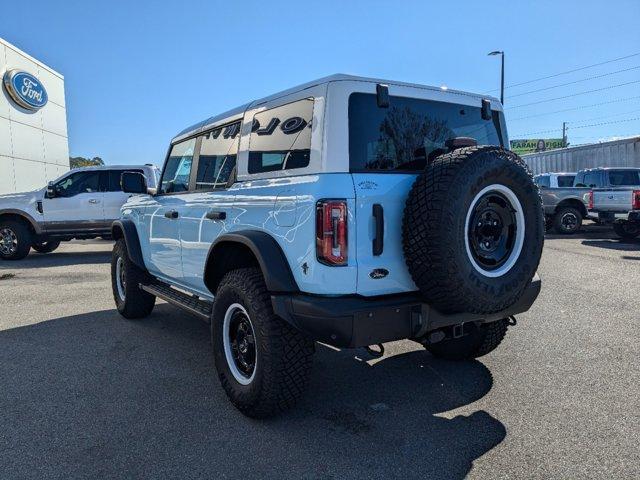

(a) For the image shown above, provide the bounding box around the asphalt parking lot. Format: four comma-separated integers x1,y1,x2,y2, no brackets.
0,225,638,479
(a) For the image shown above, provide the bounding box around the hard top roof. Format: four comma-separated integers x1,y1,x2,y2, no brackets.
172,74,502,143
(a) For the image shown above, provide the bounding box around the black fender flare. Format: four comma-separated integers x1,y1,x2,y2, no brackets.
204,231,299,294
111,219,146,271
0,209,42,234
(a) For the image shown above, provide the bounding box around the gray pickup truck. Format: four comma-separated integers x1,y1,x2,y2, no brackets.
534,173,589,234
589,167,640,239
535,167,640,234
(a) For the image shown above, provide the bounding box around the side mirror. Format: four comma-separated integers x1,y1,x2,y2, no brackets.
121,172,148,194
46,181,56,199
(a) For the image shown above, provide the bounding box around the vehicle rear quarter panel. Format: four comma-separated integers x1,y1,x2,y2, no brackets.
230,174,356,295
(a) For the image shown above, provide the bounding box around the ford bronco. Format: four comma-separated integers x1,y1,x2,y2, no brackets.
110,75,544,418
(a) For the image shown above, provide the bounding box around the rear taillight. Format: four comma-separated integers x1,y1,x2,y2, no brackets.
633,190,640,210
588,191,594,210
316,200,348,266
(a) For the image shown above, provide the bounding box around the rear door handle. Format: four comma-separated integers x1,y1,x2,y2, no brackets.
372,203,384,256
88,198,99,204
205,210,226,221
164,210,179,219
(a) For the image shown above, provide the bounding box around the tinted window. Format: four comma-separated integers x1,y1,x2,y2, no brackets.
248,98,313,174
584,172,600,188
54,171,101,197
557,175,575,187
535,175,550,188
349,93,505,171
608,170,640,186
196,122,240,190
108,169,143,192
160,138,196,193
573,172,585,187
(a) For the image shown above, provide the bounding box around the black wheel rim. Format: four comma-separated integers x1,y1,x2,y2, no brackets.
561,212,578,231
468,192,518,271
228,310,256,379
0,228,18,256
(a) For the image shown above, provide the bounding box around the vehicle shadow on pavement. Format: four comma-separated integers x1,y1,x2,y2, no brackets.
581,238,640,252
544,222,615,241
0,304,504,480
0,250,111,270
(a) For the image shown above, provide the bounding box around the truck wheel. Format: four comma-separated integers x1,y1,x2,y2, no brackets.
211,267,314,418
32,240,61,254
613,221,640,240
553,207,582,234
424,319,508,360
111,239,155,319
0,220,32,260
402,146,544,314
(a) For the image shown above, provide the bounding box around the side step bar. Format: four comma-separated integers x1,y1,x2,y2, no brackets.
140,282,212,321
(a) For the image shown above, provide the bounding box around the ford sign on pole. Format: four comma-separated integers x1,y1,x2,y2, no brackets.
3,69,48,111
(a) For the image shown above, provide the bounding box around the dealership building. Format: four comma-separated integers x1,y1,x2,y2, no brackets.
0,37,69,195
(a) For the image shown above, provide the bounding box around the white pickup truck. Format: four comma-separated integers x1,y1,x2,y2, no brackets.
589,167,640,239
0,165,159,260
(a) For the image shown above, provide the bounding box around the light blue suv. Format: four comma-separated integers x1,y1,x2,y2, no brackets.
111,75,544,417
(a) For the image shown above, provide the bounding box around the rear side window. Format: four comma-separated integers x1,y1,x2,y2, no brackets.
557,175,575,187
349,93,505,172
107,169,143,192
160,138,196,194
196,122,240,190
608,170,640,186
248,98,313,174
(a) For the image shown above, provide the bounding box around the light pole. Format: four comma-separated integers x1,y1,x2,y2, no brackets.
488,50,505,105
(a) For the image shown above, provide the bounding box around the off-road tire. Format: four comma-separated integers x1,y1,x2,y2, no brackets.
613,221,640,240
32,240,61,254
402,146,544,314
211,267,315,418
424,319,508,360
552,207,582,234
111,238,155,319
0,219,32,260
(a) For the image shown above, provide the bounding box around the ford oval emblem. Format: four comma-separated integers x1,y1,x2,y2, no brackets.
369,268,389,279
3,69,48,111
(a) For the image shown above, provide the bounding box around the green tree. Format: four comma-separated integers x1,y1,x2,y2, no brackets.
69,156,104,169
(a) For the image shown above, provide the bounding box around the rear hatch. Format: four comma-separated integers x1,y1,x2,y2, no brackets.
348,91,507,296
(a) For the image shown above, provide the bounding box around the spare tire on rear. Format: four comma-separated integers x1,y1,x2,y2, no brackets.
402,146,543,314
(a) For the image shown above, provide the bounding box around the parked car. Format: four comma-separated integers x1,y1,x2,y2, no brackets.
588,168,640,239
534,173,589,234
110,74,544,417
0,165,159,260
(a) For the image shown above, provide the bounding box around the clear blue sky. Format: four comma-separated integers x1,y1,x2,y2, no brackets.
2,0,639,166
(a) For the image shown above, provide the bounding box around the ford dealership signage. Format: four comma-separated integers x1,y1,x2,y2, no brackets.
3,69,48,111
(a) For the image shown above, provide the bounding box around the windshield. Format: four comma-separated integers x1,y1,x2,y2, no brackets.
349,93,506,172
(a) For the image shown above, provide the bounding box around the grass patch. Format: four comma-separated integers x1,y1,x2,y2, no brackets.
0,273,15,280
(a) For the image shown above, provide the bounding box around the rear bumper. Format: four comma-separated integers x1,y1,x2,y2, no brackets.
628,210,640,222
271,274,541,348
593,211,632,222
